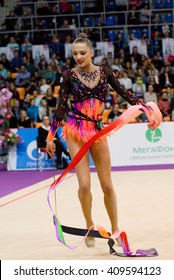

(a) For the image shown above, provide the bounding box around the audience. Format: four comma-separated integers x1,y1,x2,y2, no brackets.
108,104,122,123
37,115,70,169
0,0,173,129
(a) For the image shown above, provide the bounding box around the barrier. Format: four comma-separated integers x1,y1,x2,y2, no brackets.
7,122,174,170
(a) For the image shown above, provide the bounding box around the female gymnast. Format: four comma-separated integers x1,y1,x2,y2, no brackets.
46,33,155,248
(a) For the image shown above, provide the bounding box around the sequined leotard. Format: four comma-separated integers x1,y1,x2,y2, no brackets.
47,66,139,142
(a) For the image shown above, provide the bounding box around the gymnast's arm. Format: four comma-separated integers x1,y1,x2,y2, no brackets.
46,71,70,156
106,67,140,106
106,68,157,129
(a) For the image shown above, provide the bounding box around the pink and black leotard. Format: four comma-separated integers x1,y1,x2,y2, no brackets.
47,67,139,142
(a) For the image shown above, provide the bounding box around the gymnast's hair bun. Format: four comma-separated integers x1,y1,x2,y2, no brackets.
77,33,87,39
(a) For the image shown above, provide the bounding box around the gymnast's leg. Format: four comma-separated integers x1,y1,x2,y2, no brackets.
66,135,95,246
90,138,119,235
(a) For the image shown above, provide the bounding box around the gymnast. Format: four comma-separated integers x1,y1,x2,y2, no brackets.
46,33,156,248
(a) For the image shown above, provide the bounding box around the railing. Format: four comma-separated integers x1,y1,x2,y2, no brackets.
0,0,174,57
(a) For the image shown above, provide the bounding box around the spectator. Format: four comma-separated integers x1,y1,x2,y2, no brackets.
61,58,72,72
5,11,17,31
16,65,31,88
108,103,122,123
49,53,59,66
38,60,48,79
32,90,42,107
38,99,51,121
21,93,31,111
22,56,36,76
42,88,57,113
119,71,132,91
25,73,38,94
37,115,70,169
7,36,19,51
115,32,125,54
147,75,160,96
144,85,158,104
124,61,135,81
128,5,139,25
26,50,34,65
39,78,50,94
83,0,98,13
45,65,56,85
59,0,70,14
148,63,159,84
130,46,142,66
93,49,104,66
95,16,105,27
106,52,114,68
158,91,171,119
132,76,146,99
161,86,173,101
101,58,110,68
0,62,8,80
129,0,140,9
18,110,32,128
0,53,10,70
152,30,162,54
10,50,23,72
136,68,147,85
159,66,174,88
11,99,21,119
9,82,20,101
111,58,123,72
139,3,151,24
105,89,115,109
151,53,164,72
9,111,18,128
27,99,39,125
21,36,33,54
162,21,170,36
130,55,138,70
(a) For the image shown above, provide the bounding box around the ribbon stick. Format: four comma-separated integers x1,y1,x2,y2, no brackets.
48,102,162,257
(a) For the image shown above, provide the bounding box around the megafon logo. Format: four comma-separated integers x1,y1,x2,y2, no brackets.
146,128,162,143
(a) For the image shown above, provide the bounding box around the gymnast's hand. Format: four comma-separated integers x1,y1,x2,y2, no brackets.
148,121,157,130
46,140,56,158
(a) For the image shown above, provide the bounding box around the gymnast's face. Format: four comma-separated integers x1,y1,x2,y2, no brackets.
72,42,94,69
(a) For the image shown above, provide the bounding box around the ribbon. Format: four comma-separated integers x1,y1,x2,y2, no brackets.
48,102,162,257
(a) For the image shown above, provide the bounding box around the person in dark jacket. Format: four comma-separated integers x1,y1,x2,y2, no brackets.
38,115,70,169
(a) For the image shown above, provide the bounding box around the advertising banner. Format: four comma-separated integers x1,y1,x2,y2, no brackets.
7,128,67,170
7,123,174,170
108,122,174,166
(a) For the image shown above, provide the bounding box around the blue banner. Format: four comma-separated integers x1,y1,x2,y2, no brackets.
16,128,67,170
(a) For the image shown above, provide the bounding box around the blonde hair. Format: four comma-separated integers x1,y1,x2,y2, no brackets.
73,33,92,49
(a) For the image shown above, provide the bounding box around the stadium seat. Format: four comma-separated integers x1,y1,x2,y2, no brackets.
106,1,117,11
83,17,93,27
141,28,149,38
107,30,116,41
165,13,173,23
154,0,164,9
154,13,163,23
106,16,116,26
54,86,60,97
16,87,26,100
11,72,18,79
129,29,140,39
35,122,42,128
164,0,173,8
117,30,125,39
75,3,81,13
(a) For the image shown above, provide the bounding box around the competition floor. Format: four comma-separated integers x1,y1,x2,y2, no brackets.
0,168,174,260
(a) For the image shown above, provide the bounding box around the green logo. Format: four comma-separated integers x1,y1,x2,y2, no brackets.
146,128,162,143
